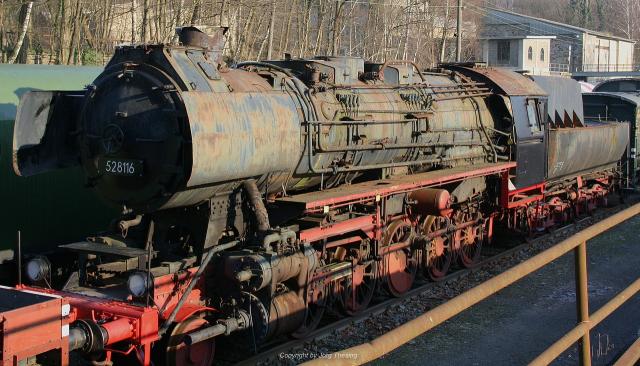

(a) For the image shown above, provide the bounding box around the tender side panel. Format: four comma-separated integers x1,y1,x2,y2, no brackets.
547,123,629,180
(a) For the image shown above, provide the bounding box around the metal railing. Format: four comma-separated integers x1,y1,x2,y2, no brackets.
576,64,640,73
302,202,640,366
549,63,570,74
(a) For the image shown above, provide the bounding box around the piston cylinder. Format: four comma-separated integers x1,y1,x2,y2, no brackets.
225,244,318,292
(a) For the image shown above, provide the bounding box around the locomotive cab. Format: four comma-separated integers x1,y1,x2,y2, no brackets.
508,95,547,188
444,65,549,189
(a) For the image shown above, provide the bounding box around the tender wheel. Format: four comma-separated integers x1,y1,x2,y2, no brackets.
341,260,377,315
164,314,215,366
421,215,452,281
381,219,417,297
457,212,483,268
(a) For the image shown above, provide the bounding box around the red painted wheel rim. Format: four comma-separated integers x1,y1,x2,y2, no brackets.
422,216,452,281
457,212,483,268
383,219,417,297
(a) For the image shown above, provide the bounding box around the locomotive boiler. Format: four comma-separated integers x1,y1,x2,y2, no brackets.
5,27,631,365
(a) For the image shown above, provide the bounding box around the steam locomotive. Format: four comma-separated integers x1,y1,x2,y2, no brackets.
3,27,632,365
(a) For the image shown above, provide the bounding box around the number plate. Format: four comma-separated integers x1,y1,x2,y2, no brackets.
100,158,143,177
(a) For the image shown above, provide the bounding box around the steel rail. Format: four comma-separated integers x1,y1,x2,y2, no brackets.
301,202,640,366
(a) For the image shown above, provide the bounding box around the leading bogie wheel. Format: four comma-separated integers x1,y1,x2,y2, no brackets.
292,281,328,338
163,313,216,366
340,260,378,315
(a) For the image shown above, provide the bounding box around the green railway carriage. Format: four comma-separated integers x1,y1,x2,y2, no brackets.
0,64,117,268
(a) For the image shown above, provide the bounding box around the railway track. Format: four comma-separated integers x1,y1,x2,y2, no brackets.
225,197,638,366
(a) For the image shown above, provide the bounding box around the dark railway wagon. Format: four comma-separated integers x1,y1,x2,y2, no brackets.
1,28,632,366
593,78,640,93
0,65,117,269
583,92,640,187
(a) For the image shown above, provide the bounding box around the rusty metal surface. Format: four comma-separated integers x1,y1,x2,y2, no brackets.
448,66,547,96
222,68,273,92
547,122,629,180
301,202,640,366
530,75,584,127
162,91,301,209
10,46,529,217
178,26,224,50
583,92,640,186
291,70,497,190
11,49,511,212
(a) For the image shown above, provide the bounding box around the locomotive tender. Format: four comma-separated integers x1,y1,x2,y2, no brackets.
3,27,631,365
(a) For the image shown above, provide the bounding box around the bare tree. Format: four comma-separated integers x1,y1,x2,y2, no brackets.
131,0,137,43
8,1,33,64
2,0,633,68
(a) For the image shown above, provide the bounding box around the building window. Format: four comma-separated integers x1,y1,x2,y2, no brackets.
528,46,533,60
498,41,510,63
540,48,545,61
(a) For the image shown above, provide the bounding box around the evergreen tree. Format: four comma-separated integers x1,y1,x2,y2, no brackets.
595,0,606,31
579,0,592,28
567,0,592,28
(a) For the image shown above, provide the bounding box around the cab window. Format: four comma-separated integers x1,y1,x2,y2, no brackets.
526,99,541,133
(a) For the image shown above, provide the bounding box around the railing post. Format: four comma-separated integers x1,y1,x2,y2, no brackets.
575,241,592,366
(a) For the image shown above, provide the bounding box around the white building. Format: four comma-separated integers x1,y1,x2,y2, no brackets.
480,8,635,75
481,35,554,75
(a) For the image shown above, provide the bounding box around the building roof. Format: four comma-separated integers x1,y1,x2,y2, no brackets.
487,8,635,43
479,35,556,40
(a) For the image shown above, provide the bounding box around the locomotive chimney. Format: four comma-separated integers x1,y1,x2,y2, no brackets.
177,26,227,51
177,26,213,49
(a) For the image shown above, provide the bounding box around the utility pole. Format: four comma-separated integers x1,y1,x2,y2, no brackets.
267,0,275,59
440,0,450,63
456,0,462,62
